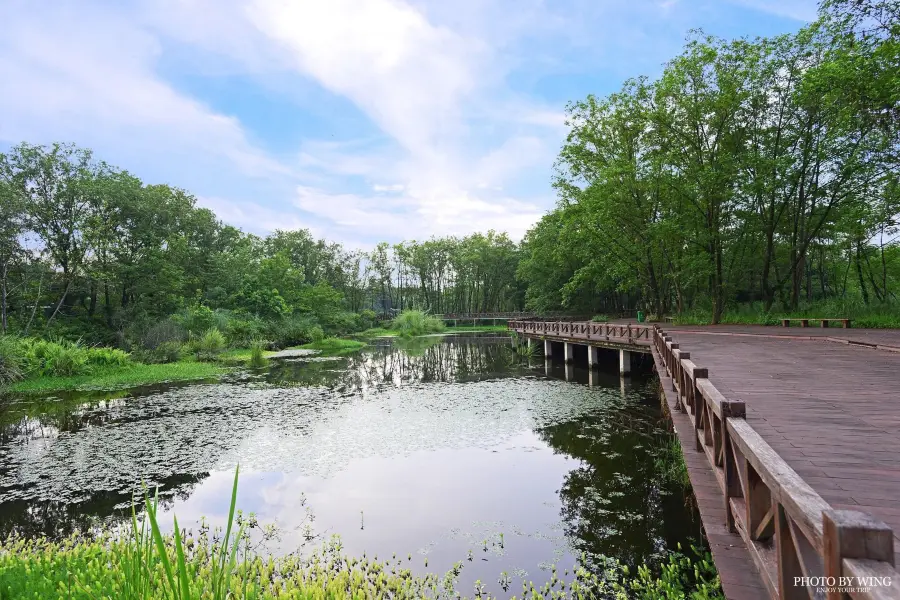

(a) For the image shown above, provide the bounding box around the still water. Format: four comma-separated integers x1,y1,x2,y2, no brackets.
0,334,701,592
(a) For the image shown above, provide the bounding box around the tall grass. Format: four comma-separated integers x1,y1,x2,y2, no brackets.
653,435,690,489
672,300,900,328
391,310,446,337
0,336,132,381
248,340,269,368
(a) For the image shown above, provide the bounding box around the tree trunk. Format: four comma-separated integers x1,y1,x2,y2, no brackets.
46,280,72,331
88,280,98,317
1,261,7,334
855,243,869,304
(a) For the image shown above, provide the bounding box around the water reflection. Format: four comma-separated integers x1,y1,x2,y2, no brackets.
0,334,699,592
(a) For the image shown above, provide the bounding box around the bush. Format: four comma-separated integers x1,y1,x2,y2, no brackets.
86,347,131,369
591,314,610,322
140,318,187,351
0,336,26,385
138,340,183,364
248,340,268,368
173,305,218,336
197,327,226,361
358,309,378,331
308,325,325,343
391,310,445,337
39,341,90,377
267,314,318,348
224,315,267,347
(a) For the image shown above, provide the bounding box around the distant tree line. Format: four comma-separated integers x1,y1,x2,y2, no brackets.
518,0,899,322
1,1,896,338
0,143,524,346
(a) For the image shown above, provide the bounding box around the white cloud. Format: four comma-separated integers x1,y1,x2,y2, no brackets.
0,1,286,182
248,0,485,156
2,0,804,248
292,185,544,242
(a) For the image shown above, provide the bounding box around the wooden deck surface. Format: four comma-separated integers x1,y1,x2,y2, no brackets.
667,327,900,562
515,321,900,598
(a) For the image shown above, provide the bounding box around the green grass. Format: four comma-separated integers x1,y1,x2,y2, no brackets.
358,327,399,337
6,361,226,394
299,337,367,354
392,310,446,337
0,467,724,600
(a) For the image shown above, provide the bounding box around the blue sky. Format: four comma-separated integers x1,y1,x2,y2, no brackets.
0,0,818,248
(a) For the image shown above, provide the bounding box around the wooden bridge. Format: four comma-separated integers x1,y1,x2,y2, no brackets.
509,320,900,600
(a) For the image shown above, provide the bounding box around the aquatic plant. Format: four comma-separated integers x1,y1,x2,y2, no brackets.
508,332,537,358
300,337,365,354
652,435,691,489
0,465,723,599
391,310,445,337
248,340,269,368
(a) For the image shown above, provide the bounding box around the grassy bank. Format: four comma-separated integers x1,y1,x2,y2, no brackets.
5,362,226,394
0,468,723,600
299,337,367,354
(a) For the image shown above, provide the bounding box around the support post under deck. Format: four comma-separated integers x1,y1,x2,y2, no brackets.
620,349,632,375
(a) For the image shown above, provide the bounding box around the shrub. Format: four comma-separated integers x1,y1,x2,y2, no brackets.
40,341,90,377
140,318,187,351
0,336,26,385
591,314,610,322
224,315,267,347
197,327,226,361
267,314,318,347
248,340,268,368
308,325,325,343
358,309,378,331
173,305,218,336
391,310,445,337
135,340,183,364
86,347,131,369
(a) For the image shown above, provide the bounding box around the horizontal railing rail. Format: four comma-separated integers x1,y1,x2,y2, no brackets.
508,320,654,345
652,325,898,600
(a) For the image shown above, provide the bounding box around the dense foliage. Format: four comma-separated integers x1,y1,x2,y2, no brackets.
0,146,524,349
1,1,897,342
518,0,900,322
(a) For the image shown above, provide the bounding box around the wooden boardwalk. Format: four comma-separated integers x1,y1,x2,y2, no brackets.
510,321,900,599
668,328,900,551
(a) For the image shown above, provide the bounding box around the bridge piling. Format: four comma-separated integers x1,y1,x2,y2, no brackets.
619,349,632,375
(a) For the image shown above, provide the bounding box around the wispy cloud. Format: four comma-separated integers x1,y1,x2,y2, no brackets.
729,0,819,22
1,0,812,245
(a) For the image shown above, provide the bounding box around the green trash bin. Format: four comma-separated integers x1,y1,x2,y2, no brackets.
637,311,645,323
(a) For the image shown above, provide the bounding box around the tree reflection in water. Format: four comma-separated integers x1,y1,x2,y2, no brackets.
0,333,701,581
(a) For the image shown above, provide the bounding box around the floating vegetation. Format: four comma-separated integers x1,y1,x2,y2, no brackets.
0,470,723,599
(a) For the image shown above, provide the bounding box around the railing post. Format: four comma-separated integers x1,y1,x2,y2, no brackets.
721,400,745,533
823,510,895,600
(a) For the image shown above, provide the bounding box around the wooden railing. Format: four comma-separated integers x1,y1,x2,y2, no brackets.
653,325,898,600
508,320,653,345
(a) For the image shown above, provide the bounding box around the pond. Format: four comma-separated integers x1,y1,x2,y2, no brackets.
0,334,702,594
